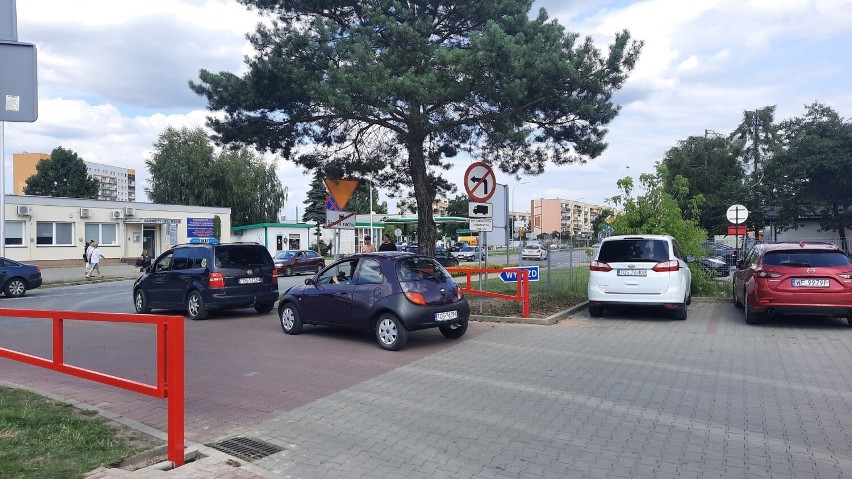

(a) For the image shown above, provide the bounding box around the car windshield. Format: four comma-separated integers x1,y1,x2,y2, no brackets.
598,239,670,263
460,246,475,252
762,250,851,267
525,244,540,249
396,257,448,281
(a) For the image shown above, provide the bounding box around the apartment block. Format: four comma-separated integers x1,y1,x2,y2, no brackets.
13,153,136,202
531,198,605,240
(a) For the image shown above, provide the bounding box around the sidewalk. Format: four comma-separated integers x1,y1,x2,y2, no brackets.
39,262,142,283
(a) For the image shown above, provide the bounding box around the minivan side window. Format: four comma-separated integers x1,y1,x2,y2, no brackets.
155,251,174,272
171,248,193,270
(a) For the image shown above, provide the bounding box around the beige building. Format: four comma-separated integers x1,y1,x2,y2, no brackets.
2,195,230,264
13,153,137,202
531,198,605,240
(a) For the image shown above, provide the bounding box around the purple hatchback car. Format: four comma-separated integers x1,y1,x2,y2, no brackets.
277,251,470,350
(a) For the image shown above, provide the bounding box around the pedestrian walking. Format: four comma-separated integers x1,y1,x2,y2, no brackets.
86,242,104,278
83,240,93,276
378,234,397,252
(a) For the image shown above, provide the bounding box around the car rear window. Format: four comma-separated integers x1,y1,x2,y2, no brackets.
396,257,448,282
215,245,273,267
598,239,670,263
762,250,851,267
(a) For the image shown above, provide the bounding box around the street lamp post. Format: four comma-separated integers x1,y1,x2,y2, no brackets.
511,181,530,264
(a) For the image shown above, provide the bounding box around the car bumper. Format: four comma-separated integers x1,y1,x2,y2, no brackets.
28,277,43,289
395,298,471,331
204,290,278,310
750,290,852,316
588,289,687,307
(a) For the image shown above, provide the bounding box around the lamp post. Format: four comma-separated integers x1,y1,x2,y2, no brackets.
511,181,530,264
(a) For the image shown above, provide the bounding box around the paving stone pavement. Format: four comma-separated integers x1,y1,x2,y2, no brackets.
14,298,852,478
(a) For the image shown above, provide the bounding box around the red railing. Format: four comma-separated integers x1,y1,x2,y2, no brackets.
446,267,530,318
0,308,185,467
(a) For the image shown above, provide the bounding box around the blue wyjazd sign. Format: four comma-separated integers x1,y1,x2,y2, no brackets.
499,266,539,283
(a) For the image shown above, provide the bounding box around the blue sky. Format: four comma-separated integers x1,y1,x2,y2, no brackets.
5,0,852,219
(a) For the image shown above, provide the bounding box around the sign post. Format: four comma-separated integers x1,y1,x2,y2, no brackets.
726,204,749,263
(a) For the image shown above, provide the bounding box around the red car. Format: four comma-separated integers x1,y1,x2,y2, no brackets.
273,250,325,277
732,242,852,325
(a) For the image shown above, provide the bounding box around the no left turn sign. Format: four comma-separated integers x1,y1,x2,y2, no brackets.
464,162,496,202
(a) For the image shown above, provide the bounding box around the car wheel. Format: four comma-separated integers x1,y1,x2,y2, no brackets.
375,313,408,351
279,302,302,334
733,282,743,308
846,315,852,328
686,290,692,306
4,278,26,297
440,320,468,339
186,291,208,320
255,302,275,314
283,266,293,277
134,289,151,314
673,301,688,321
744,294,761,325
589,305,603,317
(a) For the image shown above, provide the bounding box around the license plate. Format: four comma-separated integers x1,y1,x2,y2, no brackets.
617,269,647,276
435,310,458,322
792,279,829,288
238,277,262,284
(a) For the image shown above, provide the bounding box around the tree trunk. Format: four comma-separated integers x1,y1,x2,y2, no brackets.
406,139,436,257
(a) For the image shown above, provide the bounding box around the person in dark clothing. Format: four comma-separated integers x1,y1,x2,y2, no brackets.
378,234,397,252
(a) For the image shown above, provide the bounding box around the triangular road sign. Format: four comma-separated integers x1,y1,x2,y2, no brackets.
323,178,359,209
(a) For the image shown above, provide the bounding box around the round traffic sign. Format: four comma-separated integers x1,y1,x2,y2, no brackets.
726,204,749,224
463,161,497,202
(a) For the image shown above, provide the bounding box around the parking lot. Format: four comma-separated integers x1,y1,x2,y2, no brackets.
4,288,852,478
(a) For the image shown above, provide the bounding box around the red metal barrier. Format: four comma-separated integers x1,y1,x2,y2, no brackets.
0,308,185,467
446,267,530,318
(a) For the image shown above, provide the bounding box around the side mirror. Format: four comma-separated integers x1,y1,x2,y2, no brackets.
736,260,744,269
305,278,314,285
685,255,696,263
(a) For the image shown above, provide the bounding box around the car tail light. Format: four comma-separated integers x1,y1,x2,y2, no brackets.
652,260,680,272
209,271,225,288
755,269,782,278
457,288,464,300
272,268,278,285
404,291,427,305
590,261,612,272
839,273,852,280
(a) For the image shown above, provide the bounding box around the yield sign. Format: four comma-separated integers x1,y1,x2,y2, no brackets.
464,162,496,202
324,178,359,210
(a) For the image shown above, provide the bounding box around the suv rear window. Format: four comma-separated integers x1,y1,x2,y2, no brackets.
762,250,851,267
598,239,670,263
215,245,273,267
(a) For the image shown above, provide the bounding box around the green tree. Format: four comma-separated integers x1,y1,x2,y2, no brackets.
347,182,388,215
442,195,469,238
145,126,285,226
608,164,707,258
763,103,852,250
23,147,99,199
302,171,329,225
661,134,745,236
190,1,642,256
590,207,615,238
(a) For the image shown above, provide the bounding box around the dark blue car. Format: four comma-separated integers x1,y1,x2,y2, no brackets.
277,252,470,350
0,257,42,297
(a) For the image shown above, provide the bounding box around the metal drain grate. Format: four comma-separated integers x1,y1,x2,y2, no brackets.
206,436,284,462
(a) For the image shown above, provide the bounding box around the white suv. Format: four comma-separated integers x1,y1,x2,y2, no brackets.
587,235,693,320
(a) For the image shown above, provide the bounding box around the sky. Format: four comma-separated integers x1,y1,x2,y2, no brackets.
4,0,852,219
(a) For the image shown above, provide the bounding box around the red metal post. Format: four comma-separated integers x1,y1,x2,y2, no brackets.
166,315,185,467
53,316,64,365
521,269,530,318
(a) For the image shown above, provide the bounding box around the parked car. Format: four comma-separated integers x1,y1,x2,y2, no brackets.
521,244,548,261
456,246,485,262
273,249,324,277
277,252,470,350
732,242,852,325
448,241,468,252
701,241,737,266
0,257,42,297
588,235,694,319
701,255,731,277
133,242,278,320
403,245,459,268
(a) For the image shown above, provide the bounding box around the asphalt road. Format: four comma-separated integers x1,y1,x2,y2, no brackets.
4,279,852,478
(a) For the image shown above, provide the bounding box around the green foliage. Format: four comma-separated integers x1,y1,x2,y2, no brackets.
23,146,99,199
763,103,852,250
347,182,388,215
661,135,746,236
213,215,221,240
302,171,328,225
608,164,708,260
145,126,285,226
190,0,642,255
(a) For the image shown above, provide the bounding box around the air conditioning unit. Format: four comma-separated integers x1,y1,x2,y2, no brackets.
16,205,32,216
80,208,91,218
124,207,135,216
111,210,123,219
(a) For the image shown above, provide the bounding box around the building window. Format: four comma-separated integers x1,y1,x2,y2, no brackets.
84,223,118,245
4,221,24,246
36,222,74,245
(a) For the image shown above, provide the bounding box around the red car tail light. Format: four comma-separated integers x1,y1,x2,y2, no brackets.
590,261,612,272
755,269,782,278
457,288,464,300
652,260,680,272
272,268,278,285
209,271,225,288
838,272,852,280
404,291,427,305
